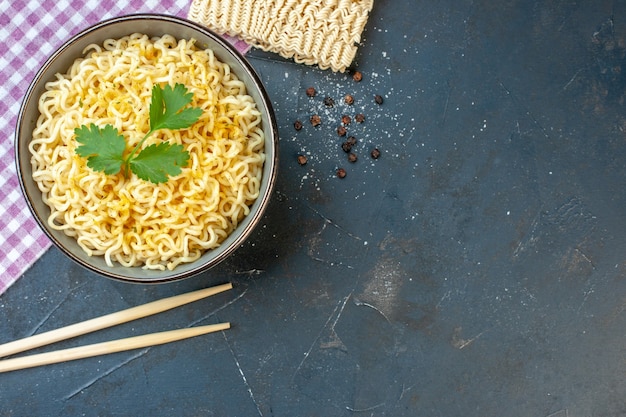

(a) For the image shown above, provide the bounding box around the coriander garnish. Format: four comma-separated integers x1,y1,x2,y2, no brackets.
75,83,202,184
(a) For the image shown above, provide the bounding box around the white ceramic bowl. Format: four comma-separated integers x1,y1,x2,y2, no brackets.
15,14,279,283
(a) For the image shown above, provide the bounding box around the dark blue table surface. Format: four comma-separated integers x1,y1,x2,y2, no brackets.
2,1,626,416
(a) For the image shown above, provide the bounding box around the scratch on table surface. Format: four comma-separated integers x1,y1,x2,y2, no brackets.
29,281,89,337
440,79,452,127
235,269,265,276
318,291,351,350
345,402,386,413
188,287,249,327
562,67,585,91
398,382,417,401
303,203,364,267
513,211,541,258
257,350,275,370
451,326,485,350
436,290,452,309
306,221,356,269
63,348,149,401
574,247,595,269
547,409,568,417
498,80,550,139
331,292,352,332
292,291,353,381
222,330,264,416
353,297,392,324
306,204,363,242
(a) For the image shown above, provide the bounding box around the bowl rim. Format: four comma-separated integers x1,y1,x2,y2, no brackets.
15,13,279,283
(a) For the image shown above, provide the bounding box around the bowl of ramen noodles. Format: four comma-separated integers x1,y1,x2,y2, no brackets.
16,14,279,283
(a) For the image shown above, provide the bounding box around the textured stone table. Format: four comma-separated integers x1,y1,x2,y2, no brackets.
2,1,626,416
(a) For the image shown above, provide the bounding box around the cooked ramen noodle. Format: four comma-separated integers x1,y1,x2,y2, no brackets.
30,34,265,270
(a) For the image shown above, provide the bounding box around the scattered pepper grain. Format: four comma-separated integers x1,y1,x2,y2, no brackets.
336,168,347,178
323,96,335,107
352,71,363,82
341,115,351,125
374,94,384,105
337,126,347,136
348,153,358,163
310,114,321,126
344,94,354,105
370,148,381,159
297,154,308,165
342,136,357,153
294,120,303,131
355,113,365,123
306,87,316,97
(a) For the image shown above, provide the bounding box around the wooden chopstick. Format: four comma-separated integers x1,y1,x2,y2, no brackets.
0,322,230,373
0,282,232,359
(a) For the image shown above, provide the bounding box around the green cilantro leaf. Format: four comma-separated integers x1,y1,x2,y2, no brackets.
74,83,202,184
74,124,126,175
130,142,190,184
149,83,203,132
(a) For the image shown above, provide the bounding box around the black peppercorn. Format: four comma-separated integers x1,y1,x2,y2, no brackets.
310,114,321,126
341,115,351,125
294,120,303,131
348,153,358,163
344,94,354,105
342,136,357,152
306,87,316,97
352,71,362,82
374,95,384,105
355,113,365,123
337,126,347,136
323,96,335,107
370,148,381,159
297,154,308,165
336,168,347,178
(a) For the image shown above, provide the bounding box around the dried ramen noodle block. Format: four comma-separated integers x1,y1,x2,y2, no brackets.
188,0,374,72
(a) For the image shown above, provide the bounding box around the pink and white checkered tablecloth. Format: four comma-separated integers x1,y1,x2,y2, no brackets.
0,0,249,295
